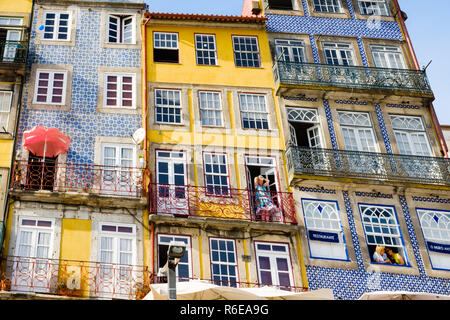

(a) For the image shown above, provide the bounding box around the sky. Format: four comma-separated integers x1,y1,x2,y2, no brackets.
145,0,450,125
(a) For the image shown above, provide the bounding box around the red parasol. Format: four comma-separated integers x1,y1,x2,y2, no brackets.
23,125,71,159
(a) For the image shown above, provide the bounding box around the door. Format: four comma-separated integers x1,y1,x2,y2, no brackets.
101,144,136,196
3,29,21,62
323,43,357,84
156,151,188,216
12,218,54,293
307,125,328,171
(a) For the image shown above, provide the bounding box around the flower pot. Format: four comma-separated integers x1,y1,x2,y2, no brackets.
1,279,11,291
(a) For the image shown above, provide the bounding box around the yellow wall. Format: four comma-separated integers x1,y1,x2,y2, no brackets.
147,22,274,89
0,0,32,14
0,140,13,168
60,219,92,262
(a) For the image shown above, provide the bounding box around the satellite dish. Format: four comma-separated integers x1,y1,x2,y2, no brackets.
132,128,146,144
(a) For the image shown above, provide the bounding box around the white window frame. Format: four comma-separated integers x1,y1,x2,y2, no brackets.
254,241,294,289
42,11,71,41
33,69,68,105
107,14,135,44
203,153,230,196
153,32,179,49
15,217,55,258
323,42,356,66
209,238,239,287
238,93,269,130
358,0,389,16
371,45,406,69
98,222,137,266
0,91,13,130
103,73,136,109
232,36,261,68
338,111,379,152
154,89,182,124
195,34,218,66
275,39,307,63
312,0,343,13
198,91,223,127
157,234,192,281
389,115,433,156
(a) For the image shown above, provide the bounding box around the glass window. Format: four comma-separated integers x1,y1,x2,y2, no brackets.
43,12,70,41
417,209,450,271
199,91,222,127
0,91,12,130
338,111,378,152
255,242,293,290
313,0,343,13
232,36,261,68
153,32,179,63
104,73,135,109
389,115,432,156
33,70,67,105
358,0,389,16
323,42,355,66
203,153,230,196
158,235,191,281
155,89,182,124
371,45,405,69
195,34,217,66
210,238,238,287
108,15,134,44
275,39,306,63
359,204,408,265
239,93,269,130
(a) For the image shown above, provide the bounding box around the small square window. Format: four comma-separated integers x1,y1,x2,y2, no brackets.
43,12,70,41
104,73,135,109
154,32,179,63
33,70,67,105
232,36,261,68
107,15,134,44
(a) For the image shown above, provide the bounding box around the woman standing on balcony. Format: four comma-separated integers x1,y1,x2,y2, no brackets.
254,175,276,222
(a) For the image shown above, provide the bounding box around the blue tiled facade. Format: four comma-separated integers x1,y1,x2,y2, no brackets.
17,6,142,164
269,0,450,299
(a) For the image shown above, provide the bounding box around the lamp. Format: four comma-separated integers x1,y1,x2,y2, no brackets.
167,241,186,300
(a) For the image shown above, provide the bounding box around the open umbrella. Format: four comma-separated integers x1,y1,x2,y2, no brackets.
240,286,335,300
148,280,263,300
23,125,71,160
359,291,450,300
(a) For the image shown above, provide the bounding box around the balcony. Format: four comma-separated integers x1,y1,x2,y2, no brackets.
148,183,297,225
1,256,151,300
286,146,450,187
0,40,28,69
273,61,434,98
10,160,146,206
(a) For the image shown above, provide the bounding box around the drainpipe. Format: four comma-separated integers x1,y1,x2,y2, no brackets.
393,0,448,158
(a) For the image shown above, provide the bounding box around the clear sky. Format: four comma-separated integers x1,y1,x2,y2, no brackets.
145,0,450,125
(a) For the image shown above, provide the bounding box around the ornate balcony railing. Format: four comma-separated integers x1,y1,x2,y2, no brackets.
148,183,297,224
1,256,151,300
11,160,144,198
286,146,450,186
0,41,28,64
273,61,433,96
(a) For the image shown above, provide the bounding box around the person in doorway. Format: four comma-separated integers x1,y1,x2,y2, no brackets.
254,175,276,222
386,247,405,265
373,245,391,264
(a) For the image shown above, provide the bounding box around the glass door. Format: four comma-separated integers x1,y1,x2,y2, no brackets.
101,144,136,196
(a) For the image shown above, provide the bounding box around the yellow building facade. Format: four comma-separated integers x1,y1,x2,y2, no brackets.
144,12,308,289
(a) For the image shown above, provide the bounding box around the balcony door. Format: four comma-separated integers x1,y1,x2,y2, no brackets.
323,42,358,84
12,218,55,294
275,39,308,81
26,153,57,191
101,144,136,196
0,17,23,62
156,151,188,216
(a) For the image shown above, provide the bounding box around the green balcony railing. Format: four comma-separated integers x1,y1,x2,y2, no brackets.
273,61,433,96
286,146,450,186
0,40,28,64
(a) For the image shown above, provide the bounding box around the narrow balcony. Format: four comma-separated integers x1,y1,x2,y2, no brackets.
148,183,297,225
273,61,434,98
10,160,146,206
0,40,28,68
286,146,450,188
1,256,151,300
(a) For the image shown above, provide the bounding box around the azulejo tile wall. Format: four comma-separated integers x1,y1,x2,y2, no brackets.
17,8,142,164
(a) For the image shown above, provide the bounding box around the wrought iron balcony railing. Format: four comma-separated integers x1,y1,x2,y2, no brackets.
11,160,144,198
149,183,297,224
273,61,433,96
0,41,28,64
286,146,450,186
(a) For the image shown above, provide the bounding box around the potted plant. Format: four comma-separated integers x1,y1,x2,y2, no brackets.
134,283,150,300
0,272,11,291
55,280,69,296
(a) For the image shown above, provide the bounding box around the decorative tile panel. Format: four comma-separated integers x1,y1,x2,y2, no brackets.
323,99,339,150
375,103,393,154
298,186,336,194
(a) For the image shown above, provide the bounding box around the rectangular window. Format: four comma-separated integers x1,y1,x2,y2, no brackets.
153,32,179,63
338,111,378,152
33,70,67,105
313,0,343,13
358,0,389,16
101,143,136,196
232,36,261,68
323,42,355,66
239,93,269,130
203,153,230,196
104,73,135,109
359,204,408,265
0,91,12,130
275,39,307,63
210,238,238,287
158,235,191,281
199,91,223,127
155,89,182,124
195,34,217,66
107,15,134,44
302,199,348,261
43,12,70,41
268,0,294,10
371,45,405,69
389,115,432,156
255,242,293,289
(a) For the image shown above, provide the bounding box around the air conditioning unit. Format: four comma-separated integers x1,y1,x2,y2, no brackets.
252,0,262,15
66,266,81,290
